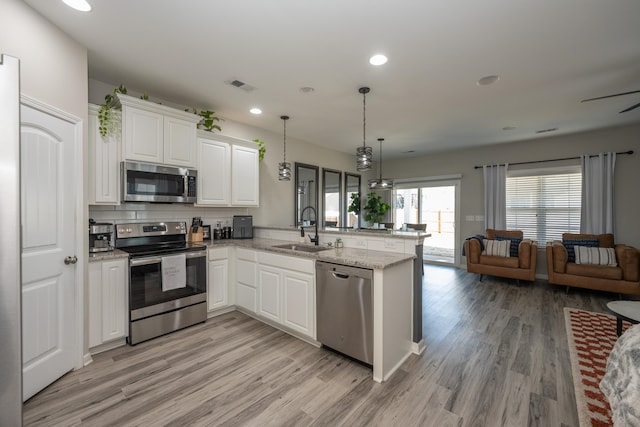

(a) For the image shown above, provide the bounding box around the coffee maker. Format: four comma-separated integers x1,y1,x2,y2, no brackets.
89,219,114,253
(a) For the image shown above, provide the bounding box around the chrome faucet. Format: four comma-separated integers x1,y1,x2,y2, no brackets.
299,206,319,245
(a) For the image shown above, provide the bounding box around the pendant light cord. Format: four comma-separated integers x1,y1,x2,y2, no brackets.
362,91,367,149
378,138,384,180
280,115,289,163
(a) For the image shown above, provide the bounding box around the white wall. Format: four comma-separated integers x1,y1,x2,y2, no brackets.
384,124,640,273
1,0,89,352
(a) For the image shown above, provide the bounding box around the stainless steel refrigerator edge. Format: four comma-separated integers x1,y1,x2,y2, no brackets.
0,54,23,424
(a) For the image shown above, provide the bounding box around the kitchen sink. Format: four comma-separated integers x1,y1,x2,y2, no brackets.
272,243,333,253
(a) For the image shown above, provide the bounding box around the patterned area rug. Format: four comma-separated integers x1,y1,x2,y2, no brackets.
564,307,630,427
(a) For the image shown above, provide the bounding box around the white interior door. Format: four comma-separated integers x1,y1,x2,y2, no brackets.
20,104,76,401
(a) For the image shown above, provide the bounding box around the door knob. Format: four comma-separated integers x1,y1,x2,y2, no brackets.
64,256,78,265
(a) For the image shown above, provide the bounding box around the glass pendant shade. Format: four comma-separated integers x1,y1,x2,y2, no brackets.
368,178,394,189
356,146,373,171
279,115,291,181
355,87,373,171
368,138,393,190
279,162,291,180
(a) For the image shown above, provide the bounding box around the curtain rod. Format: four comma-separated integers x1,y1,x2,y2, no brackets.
474,150,634,169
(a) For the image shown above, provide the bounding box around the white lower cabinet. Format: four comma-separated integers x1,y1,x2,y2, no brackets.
208,247,229,311
257,266,281,322
257,251,315,339
235,248,257,313
88,258,128,349
282,270,314,337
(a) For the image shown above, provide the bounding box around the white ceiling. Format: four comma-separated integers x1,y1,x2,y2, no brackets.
25,0,640,159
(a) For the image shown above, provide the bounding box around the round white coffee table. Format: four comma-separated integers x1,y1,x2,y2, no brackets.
606,300,640,336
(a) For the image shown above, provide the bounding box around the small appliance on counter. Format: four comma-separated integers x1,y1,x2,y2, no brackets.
232,215,253,239
88,219,114,253
202,225,211,240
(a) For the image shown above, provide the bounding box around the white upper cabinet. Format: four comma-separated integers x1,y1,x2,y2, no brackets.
231,144,259,206
118,94,199,168
197,138,231,205
197,133,259,207
88,104,120,205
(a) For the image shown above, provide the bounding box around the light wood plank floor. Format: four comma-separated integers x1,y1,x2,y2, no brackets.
24,265,619,426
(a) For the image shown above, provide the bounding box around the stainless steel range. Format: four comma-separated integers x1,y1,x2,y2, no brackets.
115,221,207,345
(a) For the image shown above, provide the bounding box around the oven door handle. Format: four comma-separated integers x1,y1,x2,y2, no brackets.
129,250,207,267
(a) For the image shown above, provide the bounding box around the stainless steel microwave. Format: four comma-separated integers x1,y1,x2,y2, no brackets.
121,161,197,203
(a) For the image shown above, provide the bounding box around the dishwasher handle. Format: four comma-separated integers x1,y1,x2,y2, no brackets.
316,261,373,281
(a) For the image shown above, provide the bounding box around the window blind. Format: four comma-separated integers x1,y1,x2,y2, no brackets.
506,170,582,243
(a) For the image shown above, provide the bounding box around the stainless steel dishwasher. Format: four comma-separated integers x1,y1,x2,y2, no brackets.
316,261,374,365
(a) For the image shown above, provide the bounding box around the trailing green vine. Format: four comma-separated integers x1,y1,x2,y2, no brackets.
253,139,266,161
98,84,127,137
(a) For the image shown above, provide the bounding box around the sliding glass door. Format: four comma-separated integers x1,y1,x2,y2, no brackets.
393,178,460,265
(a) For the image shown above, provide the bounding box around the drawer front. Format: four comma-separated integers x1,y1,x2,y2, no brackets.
208,246,229,261
236,247,257,262
258,251,314,274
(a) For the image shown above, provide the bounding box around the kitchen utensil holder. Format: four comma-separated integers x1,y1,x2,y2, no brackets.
189,227,203,242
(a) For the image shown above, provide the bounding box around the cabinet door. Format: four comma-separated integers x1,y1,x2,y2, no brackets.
122,105,163,164
257,266,281,322
101,259,128,342
164,116,197,167
236,255,257,313
88,106,120,205
231,145,259,206
236,283,256,313
197,138,230,205
208,259,228,311
88,262,102,348
283,271,314,338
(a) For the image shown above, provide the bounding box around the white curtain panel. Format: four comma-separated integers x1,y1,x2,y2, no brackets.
483,163,508,230
581,152,616,234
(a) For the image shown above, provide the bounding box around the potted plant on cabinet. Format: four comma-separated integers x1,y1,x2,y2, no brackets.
363,192,390,227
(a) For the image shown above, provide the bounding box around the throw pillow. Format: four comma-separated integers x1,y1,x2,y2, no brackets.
495,235,522,257
482,239,510,257
562,238,599,263
574,246,617,266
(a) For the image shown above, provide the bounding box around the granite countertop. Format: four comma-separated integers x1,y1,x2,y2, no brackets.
203,238,415,269
87,238,415,269
255,225,430,240
88,249,129,262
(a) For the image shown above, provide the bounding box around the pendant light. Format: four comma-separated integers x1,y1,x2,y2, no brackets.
368,138,393,189
356,87,373,171
279,115,291,181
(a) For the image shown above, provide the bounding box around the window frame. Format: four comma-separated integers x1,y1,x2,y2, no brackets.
506,165,582,243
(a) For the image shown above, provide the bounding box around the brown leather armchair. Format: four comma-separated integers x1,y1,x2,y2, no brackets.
465,229,537,282
546,233,640,294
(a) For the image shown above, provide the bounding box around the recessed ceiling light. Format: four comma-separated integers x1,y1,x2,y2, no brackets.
61,0,91,12
249,107,262,115
369,54,388,66
477,75,500,86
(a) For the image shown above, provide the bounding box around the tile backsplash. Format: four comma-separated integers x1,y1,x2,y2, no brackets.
89,204,251,229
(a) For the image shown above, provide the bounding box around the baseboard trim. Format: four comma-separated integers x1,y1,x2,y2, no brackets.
411,339,425,355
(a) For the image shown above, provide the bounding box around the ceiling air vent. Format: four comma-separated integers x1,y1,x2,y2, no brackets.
226,79,257,92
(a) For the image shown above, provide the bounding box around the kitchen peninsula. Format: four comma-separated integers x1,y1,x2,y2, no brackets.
221,225,428,382
205,233,418,383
